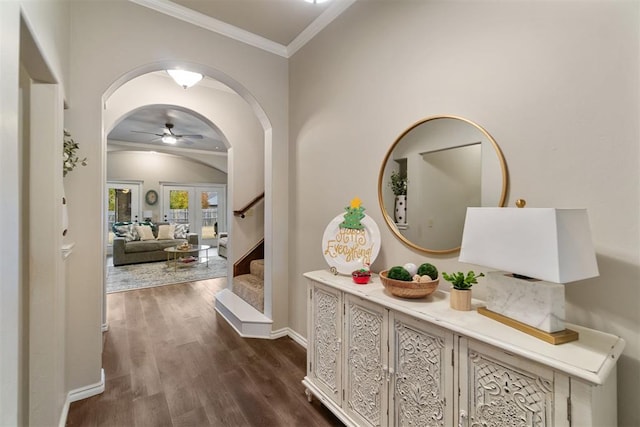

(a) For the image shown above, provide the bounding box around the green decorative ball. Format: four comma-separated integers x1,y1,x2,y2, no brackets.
388,266,412,281
417,263,438,279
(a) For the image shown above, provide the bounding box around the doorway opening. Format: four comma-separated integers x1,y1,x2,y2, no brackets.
106,181,142,254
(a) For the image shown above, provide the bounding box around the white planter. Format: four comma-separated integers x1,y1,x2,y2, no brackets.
394,195,407,224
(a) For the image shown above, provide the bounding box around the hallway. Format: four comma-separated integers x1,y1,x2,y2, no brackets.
66,278,341,426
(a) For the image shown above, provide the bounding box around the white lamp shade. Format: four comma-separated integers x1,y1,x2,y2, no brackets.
459,208,599,283
143,210,152,219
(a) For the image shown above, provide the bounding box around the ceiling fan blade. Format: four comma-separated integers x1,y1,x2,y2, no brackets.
175,134,203,139
131,130,163,136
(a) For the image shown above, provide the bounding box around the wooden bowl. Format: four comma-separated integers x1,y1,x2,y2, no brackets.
379,270,439,299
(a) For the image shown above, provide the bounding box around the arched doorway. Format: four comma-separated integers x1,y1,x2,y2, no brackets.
102,64,272,334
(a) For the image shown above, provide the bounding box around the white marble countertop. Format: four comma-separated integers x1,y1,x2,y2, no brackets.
304,269,625,385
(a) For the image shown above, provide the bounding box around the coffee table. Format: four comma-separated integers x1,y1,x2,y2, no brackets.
164,244,211,272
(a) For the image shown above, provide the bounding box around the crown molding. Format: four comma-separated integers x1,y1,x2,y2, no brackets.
130,0,288,57
287,0,357,57
130,0,355,58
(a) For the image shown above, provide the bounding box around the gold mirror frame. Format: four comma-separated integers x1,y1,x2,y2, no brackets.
377,115,508,254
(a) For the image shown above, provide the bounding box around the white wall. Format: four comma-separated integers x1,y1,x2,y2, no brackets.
386,118,485,251
1,1,71,425
107,150,227,221
65,0,289,393
289,2,639,425
19,0,70,98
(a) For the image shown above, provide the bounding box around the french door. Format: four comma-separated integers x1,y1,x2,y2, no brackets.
161,184,226,246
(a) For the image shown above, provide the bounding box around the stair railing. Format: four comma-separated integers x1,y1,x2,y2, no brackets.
233,239,265,277
233,192,265,218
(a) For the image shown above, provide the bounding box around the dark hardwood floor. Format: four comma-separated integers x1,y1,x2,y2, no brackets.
66,278,342,427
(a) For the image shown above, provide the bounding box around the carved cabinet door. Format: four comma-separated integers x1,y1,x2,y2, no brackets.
458,338,560,427
343,295,389,427
389,312,455,427
308,282,343,404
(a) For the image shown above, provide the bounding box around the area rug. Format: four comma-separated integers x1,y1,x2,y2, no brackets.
106,256,227,293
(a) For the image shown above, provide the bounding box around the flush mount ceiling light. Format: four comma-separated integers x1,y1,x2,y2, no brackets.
304,0,330,3
166,69,203,89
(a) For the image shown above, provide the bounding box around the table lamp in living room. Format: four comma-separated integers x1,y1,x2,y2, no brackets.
458,200,599,344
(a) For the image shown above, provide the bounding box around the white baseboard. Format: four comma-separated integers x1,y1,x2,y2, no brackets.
270,326,288,339
284,328,307,349
58,368,105,427
269,326,307,348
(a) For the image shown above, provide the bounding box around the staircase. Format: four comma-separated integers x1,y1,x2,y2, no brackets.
214,193,271,338
233,259,264,312
215,258,272,338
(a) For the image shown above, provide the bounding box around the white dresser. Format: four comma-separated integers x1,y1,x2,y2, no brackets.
303,270,624,427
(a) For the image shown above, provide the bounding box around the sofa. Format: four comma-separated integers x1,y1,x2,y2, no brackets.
112,222,199,266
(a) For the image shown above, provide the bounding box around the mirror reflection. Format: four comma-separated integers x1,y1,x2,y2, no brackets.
378,116,508,254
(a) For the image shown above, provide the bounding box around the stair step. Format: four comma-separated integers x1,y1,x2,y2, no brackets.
214,289,272,338
250,259,264,280
233,274,264,312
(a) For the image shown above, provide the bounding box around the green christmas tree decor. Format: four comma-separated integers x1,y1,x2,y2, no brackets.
340,197,365,230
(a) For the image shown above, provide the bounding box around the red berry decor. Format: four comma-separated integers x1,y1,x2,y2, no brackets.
352,270,371,285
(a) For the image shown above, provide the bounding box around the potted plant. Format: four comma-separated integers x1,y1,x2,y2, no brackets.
442,271,484,311
389,170,407,224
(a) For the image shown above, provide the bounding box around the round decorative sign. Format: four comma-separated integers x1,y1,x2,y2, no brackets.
322,213,381,275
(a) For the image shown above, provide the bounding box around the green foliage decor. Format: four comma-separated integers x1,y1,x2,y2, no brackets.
442,271,485,290
387,266,412,281
389,171,407,196
63,129,87,177
417,263,438,279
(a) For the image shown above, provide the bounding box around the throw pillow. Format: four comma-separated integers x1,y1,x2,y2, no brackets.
156,224,176,240
138,221,156,237
174,223,189,239
113,223,138,242
135,224,155,241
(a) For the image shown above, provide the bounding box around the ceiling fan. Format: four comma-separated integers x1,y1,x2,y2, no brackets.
131,123,203,144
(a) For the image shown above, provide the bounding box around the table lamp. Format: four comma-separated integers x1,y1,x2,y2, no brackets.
459,201,599,344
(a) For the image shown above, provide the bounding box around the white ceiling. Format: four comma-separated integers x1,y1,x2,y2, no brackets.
170,0,332,46
108,103,227,152
109,0,352,159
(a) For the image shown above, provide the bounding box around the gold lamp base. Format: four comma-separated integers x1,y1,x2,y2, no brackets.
477,307,579,345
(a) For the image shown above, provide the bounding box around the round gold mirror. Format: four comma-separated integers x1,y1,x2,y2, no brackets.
378,115,508,254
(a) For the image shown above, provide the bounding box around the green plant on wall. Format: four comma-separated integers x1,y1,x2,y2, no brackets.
63,129,87,177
